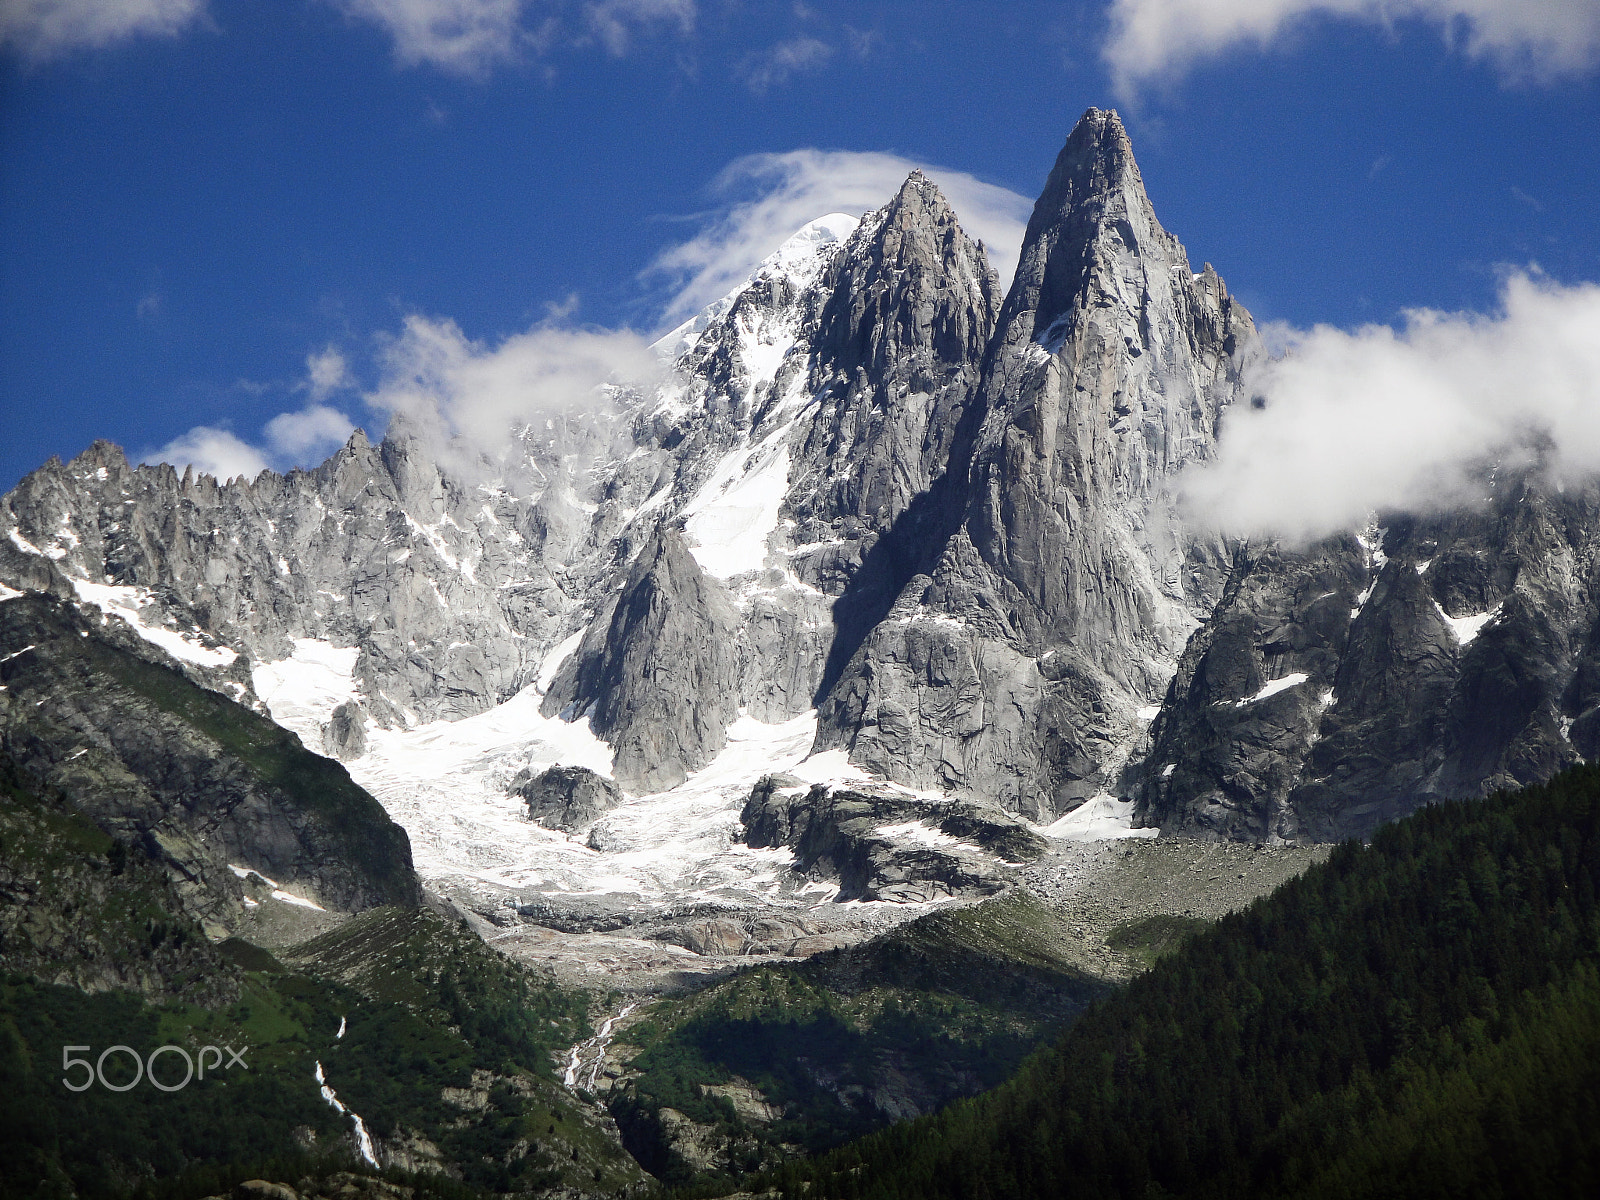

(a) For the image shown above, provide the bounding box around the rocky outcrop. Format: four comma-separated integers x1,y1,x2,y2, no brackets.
742,774,1046,902
511,763,623,832
1138,481,1600,842
0,749,240,1006
816,108,1259,820
788,173,1002,566
543,526,743,791
321,700,368,761
0,594,420,934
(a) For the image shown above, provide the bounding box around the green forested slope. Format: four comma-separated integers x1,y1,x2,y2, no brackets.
780,764,1600,1200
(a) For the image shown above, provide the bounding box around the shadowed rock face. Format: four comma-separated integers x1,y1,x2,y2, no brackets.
816,109,1261,821
511,763,623,832
742,774,1047,902
1138,484,1600,842
543,525,743,792
789,172,1003,546
0,594,419,934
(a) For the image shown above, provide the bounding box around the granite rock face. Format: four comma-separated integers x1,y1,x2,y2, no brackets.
1138,484,1600,841
741,774,1047,902
321,700,368,761
6,107,1596,849
816,109,1258,820
543,525,743,791
511,763,624,832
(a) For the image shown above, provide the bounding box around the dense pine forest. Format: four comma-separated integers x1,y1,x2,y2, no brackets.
764,764,1600,1200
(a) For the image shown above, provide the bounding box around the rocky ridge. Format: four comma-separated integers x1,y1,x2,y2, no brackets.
3,107,1591,860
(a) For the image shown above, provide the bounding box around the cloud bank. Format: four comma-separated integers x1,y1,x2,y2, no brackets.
648,149,1033,325
365,315,660,476
0,0,205,60
1179,272,1600,544
1105,0,1600,93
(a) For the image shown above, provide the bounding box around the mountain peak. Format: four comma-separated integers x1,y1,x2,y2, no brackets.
999,106,1167,347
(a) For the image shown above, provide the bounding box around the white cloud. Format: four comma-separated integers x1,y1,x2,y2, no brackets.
736,33,833,93
263,404,356,462
0,0,205,60
582,0,694,56
304,346,352,402
143,349,357,481
334,0,539,74
1178,271,1600,544
143,427,270,483
366,314,660,471
1105,0,1600,93
647,149,1033,325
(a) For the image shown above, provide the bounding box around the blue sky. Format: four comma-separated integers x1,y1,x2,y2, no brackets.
2,0,1599,493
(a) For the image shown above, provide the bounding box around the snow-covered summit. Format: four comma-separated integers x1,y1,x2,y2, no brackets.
651,213,860,360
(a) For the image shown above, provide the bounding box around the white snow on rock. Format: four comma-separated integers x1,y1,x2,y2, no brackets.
251,639,362,752
652,214,859,360
0,582,23,602
535,631,583,694
1039,795,1159,842
1435,600,1500,646
346,706,835,908
1234,672,1310,706
683,440,791,578
69,578,239,669
227,864,325,911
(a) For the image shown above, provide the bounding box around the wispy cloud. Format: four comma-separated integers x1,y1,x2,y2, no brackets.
365,314,660,477
1104,0,1600,96
581,0,694,56
0,0,206,61
646,149,1033,325
333,0,547,75
1179,271,1600,544
143,426,271,483
735,33,832,92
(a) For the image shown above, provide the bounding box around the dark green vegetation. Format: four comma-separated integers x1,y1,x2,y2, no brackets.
775,763,1600,1200
0,750,236,1004
1104,914,1210,970
612,891,1112,1186
0,744,638,1199
0,902,637,1199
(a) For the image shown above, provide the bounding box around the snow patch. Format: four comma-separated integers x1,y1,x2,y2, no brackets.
652,214,858,359
252,639,361,752
69,579,238,668
535,631,583,694
1435,601,1500,646
1234,672,1310,707
683,439,791,578
0,582,24,602
1040,795,1158,842
228,864,325,910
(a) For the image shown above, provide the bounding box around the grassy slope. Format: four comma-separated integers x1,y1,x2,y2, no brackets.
612,891,1114,1185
